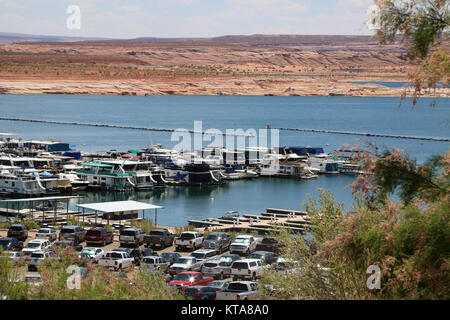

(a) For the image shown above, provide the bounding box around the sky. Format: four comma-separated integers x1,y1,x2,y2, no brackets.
0,0,376,39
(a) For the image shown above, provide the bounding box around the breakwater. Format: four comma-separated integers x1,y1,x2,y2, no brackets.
277,127,450,142
0,117,253,137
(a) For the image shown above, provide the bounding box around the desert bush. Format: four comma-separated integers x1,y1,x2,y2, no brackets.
131,218,154,234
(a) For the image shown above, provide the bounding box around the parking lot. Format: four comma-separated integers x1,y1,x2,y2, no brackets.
0,228,270,280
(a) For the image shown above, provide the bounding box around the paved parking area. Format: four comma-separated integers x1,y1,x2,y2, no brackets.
1,229,239,281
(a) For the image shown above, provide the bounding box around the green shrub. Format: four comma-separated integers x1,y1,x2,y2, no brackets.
22,219,39,231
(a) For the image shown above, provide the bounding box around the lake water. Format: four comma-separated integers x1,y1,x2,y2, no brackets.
0,95,448,226
352,81,444,88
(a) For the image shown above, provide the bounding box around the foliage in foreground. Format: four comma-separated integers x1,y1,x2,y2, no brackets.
259,150,449,300
0,247,183,300
370,0,449,105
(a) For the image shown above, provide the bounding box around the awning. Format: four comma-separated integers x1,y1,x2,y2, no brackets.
76,200,163,213
0,196,84,203
80,163,113,168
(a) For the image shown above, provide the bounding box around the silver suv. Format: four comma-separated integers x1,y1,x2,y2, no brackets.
189,249,218,263
119,228,145,247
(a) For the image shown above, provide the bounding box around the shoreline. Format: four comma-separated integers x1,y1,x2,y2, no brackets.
0,79,448,97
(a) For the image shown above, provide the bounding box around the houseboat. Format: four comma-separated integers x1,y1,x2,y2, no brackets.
100,159,166,190
0,166,59,196
75,162,134,191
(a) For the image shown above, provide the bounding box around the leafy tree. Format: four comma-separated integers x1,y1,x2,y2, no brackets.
370,0,449,105
259,183,449,299
373,151,448,204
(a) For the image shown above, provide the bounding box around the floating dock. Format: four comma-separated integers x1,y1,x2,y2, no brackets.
188,208,310,235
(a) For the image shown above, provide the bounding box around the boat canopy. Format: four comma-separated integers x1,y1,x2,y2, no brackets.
80,163,113,168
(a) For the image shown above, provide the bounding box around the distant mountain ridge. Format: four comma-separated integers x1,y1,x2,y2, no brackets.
1,32,382,47
0,32,110,44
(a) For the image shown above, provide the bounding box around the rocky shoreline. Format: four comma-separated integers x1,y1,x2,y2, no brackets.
1,77,447,97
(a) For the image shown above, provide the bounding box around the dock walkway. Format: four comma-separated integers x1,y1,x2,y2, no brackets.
189,208,310,234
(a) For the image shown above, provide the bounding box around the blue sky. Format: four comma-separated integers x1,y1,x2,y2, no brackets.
0,0,375,38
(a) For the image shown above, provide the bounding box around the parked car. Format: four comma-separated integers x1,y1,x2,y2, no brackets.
52,240,83,252
130,247,156,266
229,235,257,255
160,252,181,266
207,280,231,292
22,239,51,256
7,224,28,241
201,260,224,280
216,254,241,277
27,250,52,271
144,229,175,249
111,247,132,255
35,228,57,242
2,251,23,266
59,226,87,244
175,231,203,251
0,237,23,251
184,286,217,300
256,237,282,254
85,227,114,246
202,232,232,253
98,250,134,271
273,257,302,275
141,255,170,273
169,256,203,275
246,251,277,265
119,228,145,247
202,254,241,279
168,272,214,288
189,249,218,263
6,251,23,262
215,281,259,300
230,259,263,281
78,247,105,263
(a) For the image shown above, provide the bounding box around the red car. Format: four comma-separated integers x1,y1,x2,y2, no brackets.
85,227,114,246
168,272,214,288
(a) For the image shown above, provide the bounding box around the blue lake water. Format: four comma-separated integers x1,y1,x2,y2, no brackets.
352,81,408,88
0,95,448,226
352,81,444,88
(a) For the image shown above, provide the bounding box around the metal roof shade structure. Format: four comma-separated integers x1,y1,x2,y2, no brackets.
0,196,84,203
0,196,84,223
76,200,164,226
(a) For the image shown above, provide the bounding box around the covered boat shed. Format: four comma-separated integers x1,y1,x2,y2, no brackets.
0,195,84,222
76,200,164,226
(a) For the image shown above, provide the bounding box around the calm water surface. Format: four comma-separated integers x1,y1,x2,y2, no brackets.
0,95,448,226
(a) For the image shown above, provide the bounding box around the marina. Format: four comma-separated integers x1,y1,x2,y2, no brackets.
0,129,359,229
0,95,448,228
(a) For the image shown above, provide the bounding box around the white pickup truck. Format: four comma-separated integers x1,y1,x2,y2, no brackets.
229,235,257,255
98,251,134,271
175,231,204,251
215,281,259,300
